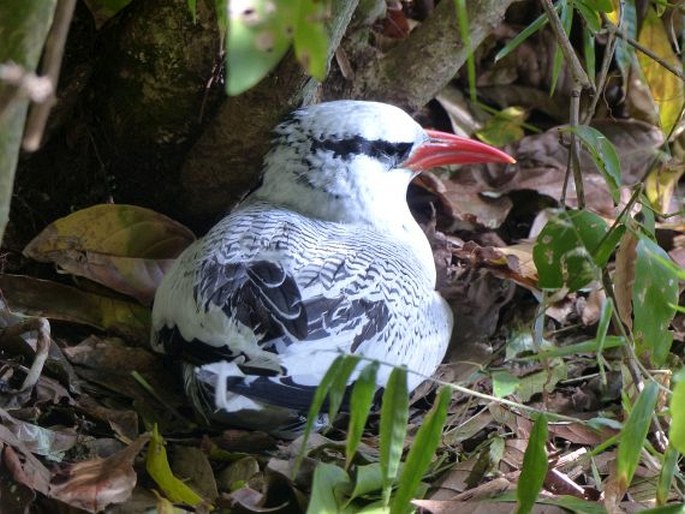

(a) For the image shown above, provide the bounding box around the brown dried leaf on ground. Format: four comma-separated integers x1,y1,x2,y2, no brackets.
23,204,195,304
499,120,663,216
49,434,149,513
0,275,151,343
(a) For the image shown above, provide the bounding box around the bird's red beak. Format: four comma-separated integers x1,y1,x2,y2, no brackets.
404,129,516,171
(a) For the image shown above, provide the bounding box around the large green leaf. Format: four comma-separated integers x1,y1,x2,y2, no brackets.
633,236,679,366
226,0,329,95
533,209,608,292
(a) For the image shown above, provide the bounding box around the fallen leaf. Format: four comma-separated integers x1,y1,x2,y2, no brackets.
0,274,150,343
49,434,149,513
24,204,195,305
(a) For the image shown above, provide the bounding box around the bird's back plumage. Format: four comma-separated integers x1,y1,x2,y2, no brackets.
152,199,452,436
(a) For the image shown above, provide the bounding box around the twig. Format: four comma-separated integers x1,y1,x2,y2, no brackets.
0,63,53,119
538,0,593,91
1,317,51,392
582,26,618,124
22,0,77,151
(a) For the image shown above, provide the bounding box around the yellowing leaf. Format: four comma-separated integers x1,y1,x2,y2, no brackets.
146,425,206,507
645,160,685,215
476,107,526,147
637,9,685,136
24,204,195,304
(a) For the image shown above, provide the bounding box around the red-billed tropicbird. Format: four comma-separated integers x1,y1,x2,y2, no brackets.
151,100,514,437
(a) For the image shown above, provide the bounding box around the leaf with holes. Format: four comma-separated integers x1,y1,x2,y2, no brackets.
293,0,329,80
533,209,608,292
633,236,678,366
226,0,297,95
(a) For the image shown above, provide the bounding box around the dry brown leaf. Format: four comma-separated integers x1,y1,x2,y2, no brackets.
0,274,150,343
614,231,639,330
501,120,663,216
49,434,149,513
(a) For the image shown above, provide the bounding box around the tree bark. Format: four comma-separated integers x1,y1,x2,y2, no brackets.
178,0,359,230
346,0,520,110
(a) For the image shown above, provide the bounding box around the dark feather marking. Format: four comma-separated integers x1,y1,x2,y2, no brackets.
311,136,413,167
193,258,390,352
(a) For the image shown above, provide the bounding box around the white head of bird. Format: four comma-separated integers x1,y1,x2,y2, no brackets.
252,100,514,236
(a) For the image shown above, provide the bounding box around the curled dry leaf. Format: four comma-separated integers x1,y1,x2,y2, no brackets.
23,204,195,305
49,434,149,513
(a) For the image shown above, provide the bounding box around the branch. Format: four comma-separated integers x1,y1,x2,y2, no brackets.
348,0,519,110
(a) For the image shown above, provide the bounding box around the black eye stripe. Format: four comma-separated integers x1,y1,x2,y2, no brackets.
311,136,413,165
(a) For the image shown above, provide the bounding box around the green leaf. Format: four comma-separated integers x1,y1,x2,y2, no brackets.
583,0,613,11
593,224,626,267
146,425,205,506
391,387,451,514
612,0,637,82
533,209,608,292
348,463,384,503
516,414,548,514
616,382,658,489
187,0,197,22
328,354,362,422
296,354,360,474
581,21,596,85
495,10,550,62
633,236,678,366
346,361,380,470
475,107,526,147
379,367,409,506
575,0,601,33
307,462,353,514
227,0,297,95
492,370,520,398
293,0,329,80
563,125,621,202
657,445,679,505
668,378,685,454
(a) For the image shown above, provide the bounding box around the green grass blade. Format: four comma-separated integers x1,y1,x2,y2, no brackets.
346,361,380,470
379,366,409,507
616,382,659,489
329,354,363,421
295,354,359,476
495,10,550,62
454,0,476,102
668,377,685,454
516,414,549,514
391,387,451,514
656,445,679,506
